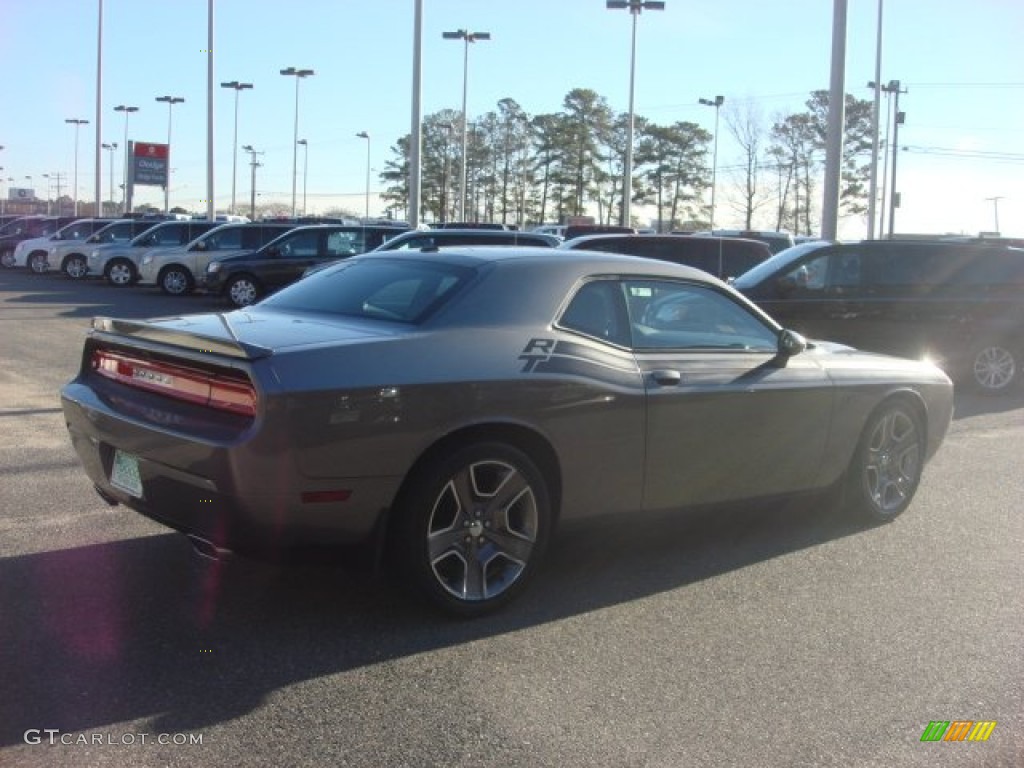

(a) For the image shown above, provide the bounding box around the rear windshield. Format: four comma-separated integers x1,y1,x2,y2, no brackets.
261,258,473,323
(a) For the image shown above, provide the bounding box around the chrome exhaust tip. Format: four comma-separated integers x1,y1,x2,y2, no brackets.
187,535,231,562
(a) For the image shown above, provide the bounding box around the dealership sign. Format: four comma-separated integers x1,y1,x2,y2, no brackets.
132,141,169,186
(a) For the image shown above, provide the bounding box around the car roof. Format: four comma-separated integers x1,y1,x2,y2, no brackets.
360,244,717,281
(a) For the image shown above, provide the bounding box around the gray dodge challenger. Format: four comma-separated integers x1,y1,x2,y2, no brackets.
61,247,954,615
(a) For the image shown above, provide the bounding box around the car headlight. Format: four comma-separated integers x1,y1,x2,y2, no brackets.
207,261,221,274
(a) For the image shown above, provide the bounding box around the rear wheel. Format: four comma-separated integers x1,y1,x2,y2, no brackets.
968,339,1018,394
105,259,136,287
63,254,88,279
393,442,551,616
158,265,193,295
28,252,49,274
845,400,924,522
226,274,262,307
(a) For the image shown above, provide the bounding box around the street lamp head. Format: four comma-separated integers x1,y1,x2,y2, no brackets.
443,29,490,42
699,96,724,108
606,1,665,12
280,67,315,78
242,144,254,152
356,131,369,140
114,105,139,114
156,96,185,105
65,118,90,126
221,81,254,91
297,139,307,146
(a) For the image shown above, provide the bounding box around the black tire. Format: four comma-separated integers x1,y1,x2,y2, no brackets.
845,399,925,522
105,258,136,287
226,274,262,307
158,265,193,296
967,339,1019,395
28,252,49,274
392,442,552,617
63,254,88,279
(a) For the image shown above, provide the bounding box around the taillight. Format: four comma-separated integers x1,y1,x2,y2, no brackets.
91,349,257,417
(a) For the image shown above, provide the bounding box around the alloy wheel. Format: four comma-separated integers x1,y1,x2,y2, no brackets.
861,407,921,517
972,344,1016,393
64,256,88,279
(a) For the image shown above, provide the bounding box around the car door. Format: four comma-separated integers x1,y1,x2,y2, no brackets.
753,245,871,347
262,229,325,289
622,278,834,509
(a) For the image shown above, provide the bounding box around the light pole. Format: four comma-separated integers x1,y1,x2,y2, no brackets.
280,67,314,218
442,29,490,222
220,81,253,215
65,118,89,216
155,96,184,213
698,95,724,231
114,105,138,213
355,132,370,219
606,1,665,227
102,142,117,214
439,122,454,224
242,144,263,220
297,139,309,216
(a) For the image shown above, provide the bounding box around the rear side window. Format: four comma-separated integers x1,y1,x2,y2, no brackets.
262,258,472,323
952,248,1024,285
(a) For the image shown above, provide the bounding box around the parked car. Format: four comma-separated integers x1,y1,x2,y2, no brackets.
371,228,560,251
61,247,952,616
692,229,796,254
8,218,117,271
135,222,297,295
88,219,222,285
733,238,1024,393
562,224,637,241
48,219,162,277
560,234,771,281
531,224,567,238
0,216,80,268
204,224,409,307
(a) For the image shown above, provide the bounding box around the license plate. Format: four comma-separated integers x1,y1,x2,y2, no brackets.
110,449,143,498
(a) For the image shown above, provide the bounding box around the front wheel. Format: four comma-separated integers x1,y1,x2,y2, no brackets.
28,252,49,274
393,442,552,616
968,340,1018,394
226,274,262,307
158,265,193,296
63,254,88,279
845,400,924,522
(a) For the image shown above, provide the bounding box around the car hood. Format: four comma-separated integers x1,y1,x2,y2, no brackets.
806,338,950,383
92,308,405,360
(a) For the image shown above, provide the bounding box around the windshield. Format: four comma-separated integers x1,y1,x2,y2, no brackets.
261,257,473,323
732,241,831,290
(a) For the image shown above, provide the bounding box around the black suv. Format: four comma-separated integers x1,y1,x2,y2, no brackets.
560,234,771,281
204,224,409,306
373,228,560,250
733,239,1024,393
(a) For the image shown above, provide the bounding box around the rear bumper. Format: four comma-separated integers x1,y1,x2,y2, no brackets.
61,379,400,556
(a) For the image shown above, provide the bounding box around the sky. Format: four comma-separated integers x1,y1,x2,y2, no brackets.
1,0,1022,238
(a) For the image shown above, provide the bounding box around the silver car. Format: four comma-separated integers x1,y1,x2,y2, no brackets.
10,218,116,272
61,248,953,615
87,220,222,285
50,219,161,277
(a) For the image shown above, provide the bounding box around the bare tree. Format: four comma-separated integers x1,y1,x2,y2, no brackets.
724,100,771,230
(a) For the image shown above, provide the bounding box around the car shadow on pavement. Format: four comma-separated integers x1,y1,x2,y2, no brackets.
0,494,874,744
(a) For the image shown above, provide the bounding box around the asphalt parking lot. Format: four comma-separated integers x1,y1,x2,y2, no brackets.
0,268,1021,767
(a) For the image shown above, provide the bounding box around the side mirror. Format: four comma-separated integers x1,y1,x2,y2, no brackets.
777,329,807,358
192,240,207,251
267,245,281,257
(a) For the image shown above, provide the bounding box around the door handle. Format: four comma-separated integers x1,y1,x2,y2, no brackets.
650,369,682,386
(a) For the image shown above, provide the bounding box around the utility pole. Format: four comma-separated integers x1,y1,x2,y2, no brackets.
886,80,907,238
984,196,1004,233
242,144,263,220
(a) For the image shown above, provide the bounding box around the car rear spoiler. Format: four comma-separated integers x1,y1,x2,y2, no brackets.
91,316,273,360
